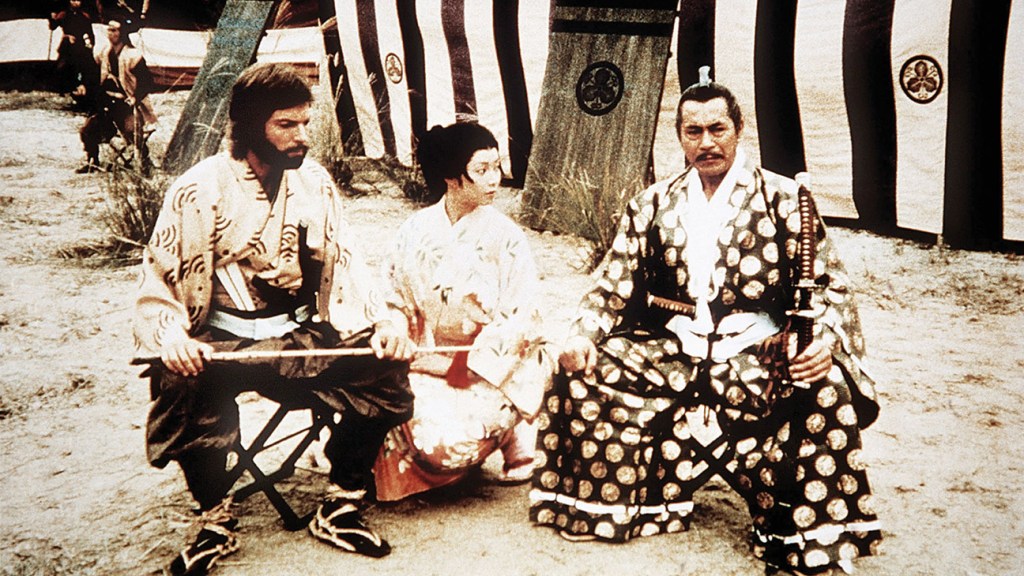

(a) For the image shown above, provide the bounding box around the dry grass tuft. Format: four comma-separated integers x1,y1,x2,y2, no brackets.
520,167,639,271
99,163,168,258
308,68,353,189
58,162,168,266
380,156,428,203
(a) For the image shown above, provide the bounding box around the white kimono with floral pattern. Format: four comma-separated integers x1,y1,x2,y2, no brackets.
373,202,552,501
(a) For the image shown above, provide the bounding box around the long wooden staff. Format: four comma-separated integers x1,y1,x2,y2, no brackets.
130,344,478,365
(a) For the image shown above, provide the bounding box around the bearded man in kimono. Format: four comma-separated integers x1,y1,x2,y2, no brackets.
135,63,414,575
529,72,882,575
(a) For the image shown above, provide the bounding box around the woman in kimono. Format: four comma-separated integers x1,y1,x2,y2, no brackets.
372,122,553,501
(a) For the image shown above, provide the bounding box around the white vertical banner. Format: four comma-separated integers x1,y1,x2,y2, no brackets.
520,1,549,129
463,0,510,170
416,0,457,129
1003,2,1024,241
372,0,413,165
794,0,855,218
334,0,385,159
891,0,952,234
713,0,761,167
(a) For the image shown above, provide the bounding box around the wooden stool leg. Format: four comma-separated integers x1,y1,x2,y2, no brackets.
229,403,331,531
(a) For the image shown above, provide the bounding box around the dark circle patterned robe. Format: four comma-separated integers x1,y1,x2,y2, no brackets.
530,157,882,574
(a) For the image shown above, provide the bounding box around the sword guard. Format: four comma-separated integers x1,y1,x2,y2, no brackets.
786,378,812,390
795,279,818,290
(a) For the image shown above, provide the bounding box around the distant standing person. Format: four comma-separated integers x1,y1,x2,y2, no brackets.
372,122,554,501
135,63,415,575
76,17,156,173
49,0,98,101
530,69,882,575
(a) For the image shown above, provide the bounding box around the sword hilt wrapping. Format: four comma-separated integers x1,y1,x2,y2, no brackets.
795,183,818,354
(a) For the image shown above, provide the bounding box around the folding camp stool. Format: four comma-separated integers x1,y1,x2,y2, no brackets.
226,395,335,531
681,407,746,496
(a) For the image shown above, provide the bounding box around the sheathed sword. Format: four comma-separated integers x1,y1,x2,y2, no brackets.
788,172,819,387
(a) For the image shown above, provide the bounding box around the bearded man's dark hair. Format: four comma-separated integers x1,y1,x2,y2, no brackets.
228,63,313,159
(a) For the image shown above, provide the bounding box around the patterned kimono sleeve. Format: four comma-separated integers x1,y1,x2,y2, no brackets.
132,178,213,356
570,188,656,344
319,174,391,336
468,226,542,383
383,219,417,338
815,223,879,426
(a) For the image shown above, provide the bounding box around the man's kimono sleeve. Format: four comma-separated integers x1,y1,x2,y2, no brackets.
316,173,392,336
381,220,418,338
800,213,880,427
569,185,662,344
133,178,216,356
775,182,879,427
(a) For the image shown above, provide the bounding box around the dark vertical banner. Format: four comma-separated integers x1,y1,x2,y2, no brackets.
164,0,277,175
843,0,897,230
397,0,427,142
441,0,476,119
493,0,532,186
943,0,1011,249
319,0,364,156
354,0,396,158
753,0,805,177
522,2,677,234
676,0,715,92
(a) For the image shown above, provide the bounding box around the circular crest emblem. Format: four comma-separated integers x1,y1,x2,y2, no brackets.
576,61,624,116
384,52,404,84
899,55,943,104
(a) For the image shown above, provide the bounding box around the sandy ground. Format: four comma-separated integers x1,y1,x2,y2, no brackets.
1,89,1023,576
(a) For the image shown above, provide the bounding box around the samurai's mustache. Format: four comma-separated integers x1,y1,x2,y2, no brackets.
695,152,723,162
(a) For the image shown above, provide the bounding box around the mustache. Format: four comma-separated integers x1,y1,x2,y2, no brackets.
286,145,309,156
695,152,723,162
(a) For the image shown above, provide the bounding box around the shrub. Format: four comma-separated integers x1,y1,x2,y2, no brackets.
102,162,167,246
60,163,168,265
379,156,427,203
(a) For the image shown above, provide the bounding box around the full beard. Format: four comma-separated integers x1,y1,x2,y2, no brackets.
252,138,308,171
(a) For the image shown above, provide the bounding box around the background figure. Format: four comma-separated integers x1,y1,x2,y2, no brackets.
136,63,415,575
77,17,156,172
530,73,882,576
49,0,98,104
372,122,554,501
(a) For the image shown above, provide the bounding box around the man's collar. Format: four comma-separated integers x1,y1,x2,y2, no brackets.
733,148,753,187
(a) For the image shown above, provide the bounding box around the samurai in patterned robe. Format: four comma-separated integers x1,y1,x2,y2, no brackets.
530,76,882,575
372,122,555,501
135,64,413,569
